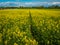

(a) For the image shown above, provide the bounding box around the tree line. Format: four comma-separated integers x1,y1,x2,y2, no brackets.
0,5,60,9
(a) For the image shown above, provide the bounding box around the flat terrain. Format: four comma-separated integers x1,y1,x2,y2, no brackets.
0,9,60,45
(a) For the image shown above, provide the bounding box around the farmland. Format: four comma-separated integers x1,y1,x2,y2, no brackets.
0,9,60,45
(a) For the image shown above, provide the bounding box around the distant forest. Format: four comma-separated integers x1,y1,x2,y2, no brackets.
0,5,60,9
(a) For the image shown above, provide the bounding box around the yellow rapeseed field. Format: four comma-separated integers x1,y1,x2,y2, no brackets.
0,9,60,45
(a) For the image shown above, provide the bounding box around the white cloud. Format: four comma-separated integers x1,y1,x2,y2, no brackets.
52,2,60,4
0,2,60,7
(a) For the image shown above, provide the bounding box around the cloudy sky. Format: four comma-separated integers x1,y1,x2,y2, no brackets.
0,0,60,7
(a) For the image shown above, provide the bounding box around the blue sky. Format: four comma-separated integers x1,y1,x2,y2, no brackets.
0,0,60,7
0,0,60,2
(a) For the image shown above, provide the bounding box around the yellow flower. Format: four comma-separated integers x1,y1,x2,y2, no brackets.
5,40,7,45
25,39,29,43
14,43,18,45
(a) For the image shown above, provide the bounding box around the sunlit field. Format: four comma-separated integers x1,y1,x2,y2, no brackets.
0,9,60,45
